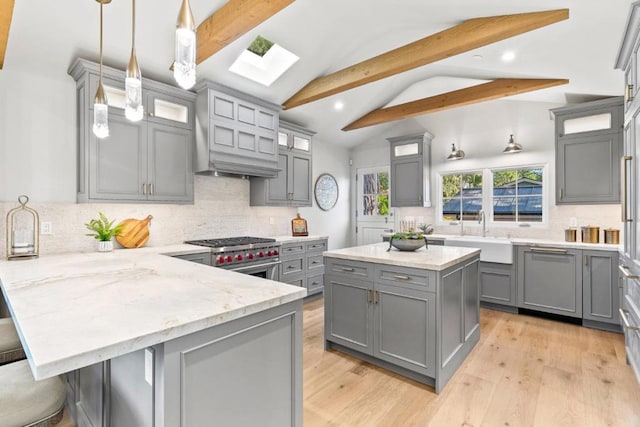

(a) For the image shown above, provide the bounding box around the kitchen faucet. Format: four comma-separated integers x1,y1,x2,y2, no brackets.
478,210,486,237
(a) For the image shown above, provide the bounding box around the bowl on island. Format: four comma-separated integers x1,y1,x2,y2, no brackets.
389,232,426,251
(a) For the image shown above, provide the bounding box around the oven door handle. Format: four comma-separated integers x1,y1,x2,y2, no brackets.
231,261,281,272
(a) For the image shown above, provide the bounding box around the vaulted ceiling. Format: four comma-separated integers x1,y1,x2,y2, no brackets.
0,0,631,148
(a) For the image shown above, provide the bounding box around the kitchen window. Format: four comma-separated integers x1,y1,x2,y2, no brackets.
492,167,543,223
439,166,545,225
441,172,483,221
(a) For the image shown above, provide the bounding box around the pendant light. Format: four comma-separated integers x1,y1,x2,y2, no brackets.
93,0,111,139
447,143,465,161
502,134,523,154
173,0,196,89
125,0,143,121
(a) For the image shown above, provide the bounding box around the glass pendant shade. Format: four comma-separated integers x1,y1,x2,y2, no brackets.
447,143,465,160
503,134,523,154
125,0,143,121
174,0,196,89
93,83,109,139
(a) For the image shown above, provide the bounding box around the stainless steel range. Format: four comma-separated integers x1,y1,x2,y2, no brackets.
184,237,281,280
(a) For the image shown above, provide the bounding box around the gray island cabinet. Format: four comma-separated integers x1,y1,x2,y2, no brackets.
323,243,480,393
0,245,306,427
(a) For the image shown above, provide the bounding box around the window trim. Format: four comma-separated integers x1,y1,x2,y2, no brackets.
437,164,548,229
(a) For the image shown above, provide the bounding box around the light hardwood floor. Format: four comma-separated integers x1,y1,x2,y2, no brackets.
303,297,640,427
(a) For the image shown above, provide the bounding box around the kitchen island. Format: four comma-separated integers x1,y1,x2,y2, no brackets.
323,243,480,393
0,245,307,427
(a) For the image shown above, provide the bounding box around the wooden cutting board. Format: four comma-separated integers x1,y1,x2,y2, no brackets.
116,215,153,249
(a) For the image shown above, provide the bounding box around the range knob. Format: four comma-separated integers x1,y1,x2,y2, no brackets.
217,256,225,264
267,250,273,256
258,251,265,258
273,249,279,256
247,253,255,260
226,255,233,263
236,254,244,261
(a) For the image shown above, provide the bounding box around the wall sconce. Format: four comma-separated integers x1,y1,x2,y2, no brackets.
447,143,465,161
6,195,39,260
502,134,522,154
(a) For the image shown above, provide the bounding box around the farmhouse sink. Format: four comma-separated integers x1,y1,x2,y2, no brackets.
444,236,513,264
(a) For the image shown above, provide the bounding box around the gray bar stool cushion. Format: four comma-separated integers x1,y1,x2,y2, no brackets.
0,359,66,427
0,318,25,364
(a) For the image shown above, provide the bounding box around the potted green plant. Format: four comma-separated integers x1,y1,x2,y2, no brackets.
85,212,122,252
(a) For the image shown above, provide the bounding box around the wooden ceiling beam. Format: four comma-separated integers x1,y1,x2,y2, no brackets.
342,78,569,131
283,9,569,110
0,0,15,69
196,0,295,65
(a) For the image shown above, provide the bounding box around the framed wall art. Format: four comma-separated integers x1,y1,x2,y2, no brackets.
314,173,339,211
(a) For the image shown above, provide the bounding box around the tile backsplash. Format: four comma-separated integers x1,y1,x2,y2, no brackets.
0,176,296,258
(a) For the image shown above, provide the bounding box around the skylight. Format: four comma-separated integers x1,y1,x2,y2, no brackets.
229,36,299,87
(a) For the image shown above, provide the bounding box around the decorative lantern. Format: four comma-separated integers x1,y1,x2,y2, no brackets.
6,195,39,260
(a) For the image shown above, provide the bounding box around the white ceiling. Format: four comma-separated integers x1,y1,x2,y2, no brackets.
3,0,633,148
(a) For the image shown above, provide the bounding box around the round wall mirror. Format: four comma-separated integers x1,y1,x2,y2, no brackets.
314,173,339,211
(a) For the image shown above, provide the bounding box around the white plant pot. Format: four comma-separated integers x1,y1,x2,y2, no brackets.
98,240,113,252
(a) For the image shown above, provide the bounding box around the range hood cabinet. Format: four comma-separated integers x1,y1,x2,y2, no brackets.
194,81,281,178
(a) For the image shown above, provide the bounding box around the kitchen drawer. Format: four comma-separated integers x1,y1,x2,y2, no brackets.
172,252,212,266
281,257,304,278
283,277,305,288
307,254,324,273
307,273,324,295
326,258,373,281
281,243,306,258
306,240,327,253
375,265,436,293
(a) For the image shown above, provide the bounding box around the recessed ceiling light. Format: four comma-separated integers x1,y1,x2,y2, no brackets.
473,54,483,60
334,101,344,111
501,51,516,62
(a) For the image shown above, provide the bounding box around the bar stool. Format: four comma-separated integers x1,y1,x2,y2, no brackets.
0,359,66,427
0,317,25,364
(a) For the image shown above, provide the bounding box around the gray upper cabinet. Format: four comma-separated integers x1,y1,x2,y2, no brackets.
517,246,583,318
69,58,195,204
250,121,314,207
552,97,623,204
583,250,620,327
194,80,280,177
387,132,433,207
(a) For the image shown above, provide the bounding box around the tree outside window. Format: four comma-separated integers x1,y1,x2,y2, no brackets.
442,172,482,221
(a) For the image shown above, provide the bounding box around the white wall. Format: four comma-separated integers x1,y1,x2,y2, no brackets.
349,99,622,243
298,137,351,250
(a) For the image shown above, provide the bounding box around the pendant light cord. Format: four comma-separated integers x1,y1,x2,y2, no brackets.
99,3,103,79
131,0,135,51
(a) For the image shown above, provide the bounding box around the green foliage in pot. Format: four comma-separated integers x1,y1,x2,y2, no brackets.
85,212,122,241
391,231,424,240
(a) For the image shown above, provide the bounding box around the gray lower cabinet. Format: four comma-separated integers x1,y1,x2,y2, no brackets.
619,254,640,383
324,255,479,393
250,121,314,207
517,246,583,318
583,249,620,326
68,300,303,427
280,239,327,296
69,58,195,204
479,262,516,308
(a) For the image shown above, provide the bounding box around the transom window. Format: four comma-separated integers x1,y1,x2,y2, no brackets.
439,166,545,225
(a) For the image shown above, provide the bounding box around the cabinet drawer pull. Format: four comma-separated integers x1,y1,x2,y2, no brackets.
367,289,372,303
622,156,633,222
618,264,639,279
619,309,640,331
149,183,154,195
584,255,588,266
393,275,411,280
311,282,320,286
142,183,147,195
341,267,354,272
311,260,319,264
530,247,567,254
285,248,295,252
287,265,296,269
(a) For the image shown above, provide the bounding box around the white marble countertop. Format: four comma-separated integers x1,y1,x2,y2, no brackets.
272,235,329,243
0,244,307,380
381,232,620,252
324,243,480,271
